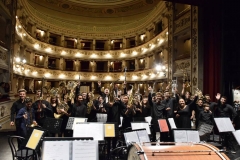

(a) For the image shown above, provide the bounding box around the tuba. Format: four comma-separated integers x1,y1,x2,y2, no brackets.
87,91,94,114
54,101,70,119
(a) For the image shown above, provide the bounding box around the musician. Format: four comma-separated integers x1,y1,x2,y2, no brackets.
193,99,204,128
15,97,37,138
199,103,213,125
215,93,237,153
140,96,151,118
120,94,135,130
71,94,87,117
97,81,111,103
32,90,53,127
175,94,198,129
133,95,143,121
86,92,98,122
10,89,27,146
148,87,170,142
181,83,192,105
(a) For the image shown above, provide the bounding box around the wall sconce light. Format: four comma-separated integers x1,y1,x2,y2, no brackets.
15,57,26,69
140,59,144,63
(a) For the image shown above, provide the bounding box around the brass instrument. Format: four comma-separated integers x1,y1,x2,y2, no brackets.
87,91,94,114
66,81,78,101
195,88,204,99
54,101,70,119
128,84,136,106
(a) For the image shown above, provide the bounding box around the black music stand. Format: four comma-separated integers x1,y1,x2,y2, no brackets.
43,117,63,133
197,122,214,141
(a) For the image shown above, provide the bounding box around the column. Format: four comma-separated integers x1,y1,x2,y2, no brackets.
14,41,20,57
122,60,126,70
135,34,139,46
60,34,65,47
31,23,37,38
91,61,96,72
75,60,80,71
107,39,111,50
135,59,139,71
59,58,64,70
44,55,48,68
122,37,127,49
91,82,95,92
145,30,150,42
45,30,50,43
77,37,81,49
29,79,34,93
145,57,150,69
30,52,35,65
92,39,96,50
107,61,110,72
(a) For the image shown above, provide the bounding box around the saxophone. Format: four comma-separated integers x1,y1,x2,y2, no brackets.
87,91,94,114
54,101,69,119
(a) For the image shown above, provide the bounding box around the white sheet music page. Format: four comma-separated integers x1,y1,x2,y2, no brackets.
72,140,98,160
186,130,200,142
174,130,188,142
136,130,150,143
232,130,240,145
73,123,104,140
131,122,151,134
168,118,177,129
214,118,235,132
42,141,70,160
145,116,152,125
72,118,87,130
124,132,140,145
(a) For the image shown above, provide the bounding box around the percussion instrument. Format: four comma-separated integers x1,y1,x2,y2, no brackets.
127,142,229,160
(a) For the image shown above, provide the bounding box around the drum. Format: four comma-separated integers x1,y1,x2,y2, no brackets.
127,142,229,160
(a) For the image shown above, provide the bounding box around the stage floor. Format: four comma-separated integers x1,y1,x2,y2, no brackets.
0,131,239,160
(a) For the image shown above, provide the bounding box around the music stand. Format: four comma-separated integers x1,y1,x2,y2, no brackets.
197,122,213,141
214,118,235,132
104,122,119,138
43,117,63,133
131,122,151,134
158,119,169,132
173,129,200,143
66,117,88,130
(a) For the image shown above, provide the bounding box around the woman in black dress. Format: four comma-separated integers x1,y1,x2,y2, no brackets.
175,94,198,128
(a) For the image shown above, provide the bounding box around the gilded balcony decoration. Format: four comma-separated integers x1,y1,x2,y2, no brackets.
13,63,168,82
173,58,191,77
17,0,167,39
15,19,168,60
174,11,191,34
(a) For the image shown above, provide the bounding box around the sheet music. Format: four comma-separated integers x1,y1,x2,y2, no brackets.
232,130,240,145
124,132,140,145
214,118,235,132
42,141,70,160
174,130,188,142
72,118,88,130
186,130,200,142
72,140,98,160
96,113,107,122
73,123,104,140
131,122,151,134
26,129,44,150
136,130,150,143
145,116,152,125
168,118,177,129
66,117,75,130
104,124,115,137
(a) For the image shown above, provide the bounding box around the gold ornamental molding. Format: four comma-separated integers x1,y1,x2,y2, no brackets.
173,58,191,77
15,19,168,60
13,63,168,82
18,0,167,39
174,10,191,34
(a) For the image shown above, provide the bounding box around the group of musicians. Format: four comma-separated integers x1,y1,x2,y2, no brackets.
10,80,240,155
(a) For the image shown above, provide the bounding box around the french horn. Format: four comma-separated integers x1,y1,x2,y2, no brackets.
54,101,69,119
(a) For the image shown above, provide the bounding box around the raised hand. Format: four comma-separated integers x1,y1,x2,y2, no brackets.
215,93,221,100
